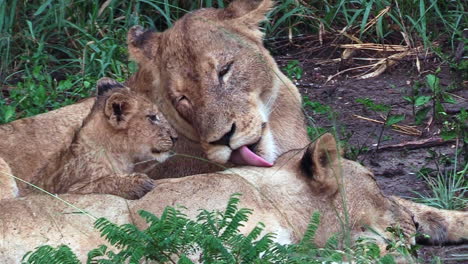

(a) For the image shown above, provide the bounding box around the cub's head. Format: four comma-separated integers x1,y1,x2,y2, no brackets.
127,0,288,166
91,78,177,163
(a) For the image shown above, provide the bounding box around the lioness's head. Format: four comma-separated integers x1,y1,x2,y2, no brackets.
127,0,289,166
238,134,416,250
88,78,177,163
271,133,417,248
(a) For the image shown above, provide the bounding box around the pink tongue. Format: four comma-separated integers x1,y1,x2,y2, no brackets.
230,146,273,167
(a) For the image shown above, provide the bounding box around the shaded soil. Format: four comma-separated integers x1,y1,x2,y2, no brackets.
274,45,467,263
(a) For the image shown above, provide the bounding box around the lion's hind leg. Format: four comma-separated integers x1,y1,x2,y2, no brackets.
394,197,467,245
0,157,19,200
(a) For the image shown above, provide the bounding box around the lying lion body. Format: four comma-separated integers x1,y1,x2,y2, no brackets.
1,78,176,199
1,134,465,262
0,99,94,193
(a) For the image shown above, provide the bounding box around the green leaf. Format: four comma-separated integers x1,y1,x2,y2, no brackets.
415,107,431,125
414,95,431,107
303,99,331,115
4,106,15,123
26,20,35,40
178,255,195,264
442,93,456,104
402,96,413,103
386,114,405,126
435,101,445,116
441,130,457,141
380,254,396,264
33,0,53,16
426,74,439,92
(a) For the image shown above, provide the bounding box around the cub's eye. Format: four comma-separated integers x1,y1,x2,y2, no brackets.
218,61,233,79
147,114,160,123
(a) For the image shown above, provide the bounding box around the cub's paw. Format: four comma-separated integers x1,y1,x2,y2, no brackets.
126,173,155,200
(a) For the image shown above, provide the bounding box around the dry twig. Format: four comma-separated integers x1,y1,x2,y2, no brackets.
353,114,422,136
376,137,455,151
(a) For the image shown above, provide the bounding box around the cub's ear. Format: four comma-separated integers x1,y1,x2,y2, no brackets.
224,0,273,28
300,133,342,195
127,25,160,64
96,77,125,96
104,92,138,130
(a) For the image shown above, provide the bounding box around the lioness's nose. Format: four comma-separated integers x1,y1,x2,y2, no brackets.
209,123,236,146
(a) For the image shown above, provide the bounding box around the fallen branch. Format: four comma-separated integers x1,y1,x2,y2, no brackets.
376,137,455,151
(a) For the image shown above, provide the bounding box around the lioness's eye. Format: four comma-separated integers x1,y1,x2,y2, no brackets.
177,95,188,103
147,114,160,123
218,61,233,79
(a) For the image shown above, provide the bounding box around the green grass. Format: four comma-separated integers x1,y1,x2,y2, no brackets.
413,149,468,210
1,0,466,124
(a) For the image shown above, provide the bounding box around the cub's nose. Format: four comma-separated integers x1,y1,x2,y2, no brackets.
209,123,236,146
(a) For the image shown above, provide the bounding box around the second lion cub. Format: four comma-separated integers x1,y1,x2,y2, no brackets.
29,78,177,199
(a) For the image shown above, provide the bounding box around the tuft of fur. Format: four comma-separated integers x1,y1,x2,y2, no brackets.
96,77,126,96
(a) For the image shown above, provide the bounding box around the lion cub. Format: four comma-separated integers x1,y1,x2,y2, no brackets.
30,78,177,199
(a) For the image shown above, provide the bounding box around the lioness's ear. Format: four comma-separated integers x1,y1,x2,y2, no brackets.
300,133,342,195
104,92,138,130
96,77,125,96
225,0,273,28
127,25,160,64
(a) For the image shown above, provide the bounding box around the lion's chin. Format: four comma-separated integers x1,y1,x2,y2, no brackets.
229,146,273,167
151,152,173,163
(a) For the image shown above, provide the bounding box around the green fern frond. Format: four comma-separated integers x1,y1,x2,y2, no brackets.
241,232,275,263
22,245,80,264
220,207,252,241
218,193,242,230
86,245,108,264
197,209,219,236
300,211,320,247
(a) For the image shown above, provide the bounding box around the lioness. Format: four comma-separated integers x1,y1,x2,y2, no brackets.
126,0,309,177
1,78,177,199
0,134,465,262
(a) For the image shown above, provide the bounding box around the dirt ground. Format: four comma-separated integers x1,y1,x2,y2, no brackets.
273,45,467,263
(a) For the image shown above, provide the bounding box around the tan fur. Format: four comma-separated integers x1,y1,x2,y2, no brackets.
126,0,309,178
5,78,177,199
1,134,465,262
0,98,94,192
0,157,18,200
393,197,467,245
